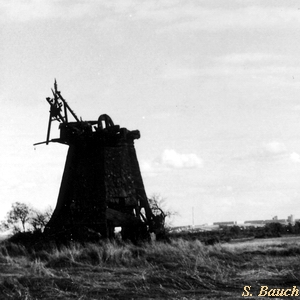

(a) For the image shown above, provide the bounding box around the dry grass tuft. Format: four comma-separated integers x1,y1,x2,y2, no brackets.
0,236,300,299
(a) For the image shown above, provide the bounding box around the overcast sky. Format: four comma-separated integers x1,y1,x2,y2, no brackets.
1,0,300,226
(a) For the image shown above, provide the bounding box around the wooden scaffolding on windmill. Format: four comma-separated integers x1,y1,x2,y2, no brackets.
35,81,158,242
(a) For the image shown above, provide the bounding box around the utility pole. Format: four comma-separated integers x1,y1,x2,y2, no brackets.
192,206,194,229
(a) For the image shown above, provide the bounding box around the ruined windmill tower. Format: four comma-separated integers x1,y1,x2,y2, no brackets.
35,81,155,241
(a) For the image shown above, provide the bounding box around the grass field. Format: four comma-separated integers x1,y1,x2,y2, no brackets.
1,235,300,299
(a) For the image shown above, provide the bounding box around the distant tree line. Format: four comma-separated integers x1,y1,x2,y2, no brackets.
170,222,300,244
0,202,52,234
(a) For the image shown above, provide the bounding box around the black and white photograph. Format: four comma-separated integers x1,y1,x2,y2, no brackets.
1,1,300,299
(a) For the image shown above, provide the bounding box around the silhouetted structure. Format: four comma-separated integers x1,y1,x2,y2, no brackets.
35,81,157,242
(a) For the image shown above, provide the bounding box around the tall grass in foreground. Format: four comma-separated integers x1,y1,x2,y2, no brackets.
1,237,300,299
0,239,236,287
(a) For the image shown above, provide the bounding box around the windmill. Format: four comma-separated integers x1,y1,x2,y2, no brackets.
35,80,158,242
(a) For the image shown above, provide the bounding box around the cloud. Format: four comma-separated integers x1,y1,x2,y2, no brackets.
146,111,179,120
200,52,300,87
0,0,96,22
159,66,201,80
161,149,202,169
141,149,202,175
156,5,300,32
290,152,300,163
214,52,299,76
3,1,300,33
156,51,300,85
234,141,288,162
217,53,287,65
256,141,289,161
112,2,300,33
140,160,158,175
263,141,287,155
237,141,300,164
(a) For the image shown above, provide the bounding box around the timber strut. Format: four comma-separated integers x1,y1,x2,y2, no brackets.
35,80,165,243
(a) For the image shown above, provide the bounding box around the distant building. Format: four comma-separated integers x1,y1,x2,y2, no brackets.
245,219,287,225
287,215,295,225
213,221,236,226
170,214,297,232
244,220,265,225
